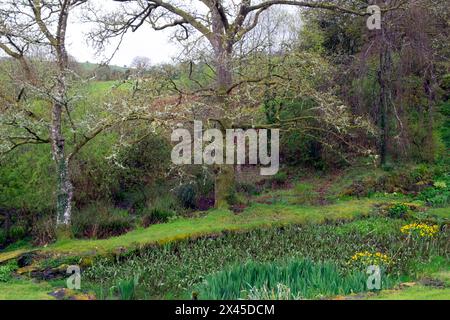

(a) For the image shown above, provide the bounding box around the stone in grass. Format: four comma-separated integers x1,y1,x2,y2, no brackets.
49,288,96,300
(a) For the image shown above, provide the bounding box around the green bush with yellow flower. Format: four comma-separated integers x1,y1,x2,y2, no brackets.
348,251,392,269
400,223,439,238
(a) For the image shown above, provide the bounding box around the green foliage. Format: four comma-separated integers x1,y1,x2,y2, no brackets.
334,217,403,238
74,133,172,211
31,216,56,246
115,133,171,189
155,193,180,210
270,171,288,185
114,275,140,300
302,8,365,57
236,182,263,196
387,203,410,219
175,184,197,209
223,192,237,207
292,182,318,205
0,279,54,300
438,99,450,150
71,204,132,239
84,217,448,299
264,98,328,168
343,165,437,197
0,145,55,212
195,259,382,300
418,175,450,208
0,260,18,282
142,207,176,227
0,230,6,246
0,225,28,246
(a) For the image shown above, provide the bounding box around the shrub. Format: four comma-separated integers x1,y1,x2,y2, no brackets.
142,207,175,227
270,172,288,186
150,194,180,212
175,184,197,209
434,181,447,189
417,175,450,208
0,229,7,247
387,203,410,219
71,205,132,239
236,182,263,196
8,226,27,242
0,225,27,248
31,216,56,246
0,260,18,282
348,251,391,269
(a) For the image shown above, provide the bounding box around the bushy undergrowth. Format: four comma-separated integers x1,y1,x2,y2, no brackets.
417,175,449,208
342,165,441,197
236,182,264,196
0,260,18,282
0,226,28,248
71,205,132,239
84,217,448,299
292,182,319,205
269,171,289,187
141,207,175,227
195,259,392,300
386,203,411,219
31,216,56,246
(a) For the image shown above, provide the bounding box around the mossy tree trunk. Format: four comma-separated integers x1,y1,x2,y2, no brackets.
52,6,73,226
52,76,73,226
211,28,236,209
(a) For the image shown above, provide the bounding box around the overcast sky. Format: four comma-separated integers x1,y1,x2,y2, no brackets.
67,24,179,67
0,1,299,68
66,2,181,67
65,1,299,68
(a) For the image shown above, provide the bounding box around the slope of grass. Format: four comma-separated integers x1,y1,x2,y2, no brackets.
0,280,54,300
370,286,450,300
0,198,380,261
425,207,450,220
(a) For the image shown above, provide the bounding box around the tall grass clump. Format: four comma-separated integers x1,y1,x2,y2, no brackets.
71,204,132,239
115,275,140,300
195,259,389,300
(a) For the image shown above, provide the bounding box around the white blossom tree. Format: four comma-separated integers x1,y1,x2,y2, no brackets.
0,0,168,226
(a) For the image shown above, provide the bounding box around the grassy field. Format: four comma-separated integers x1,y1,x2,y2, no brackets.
370,285,450,300
0,280,55,300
